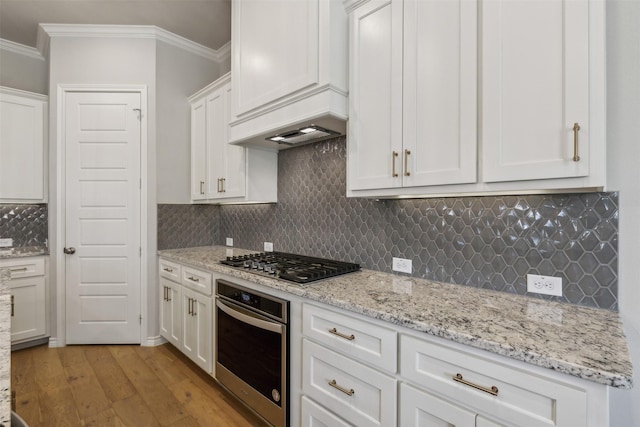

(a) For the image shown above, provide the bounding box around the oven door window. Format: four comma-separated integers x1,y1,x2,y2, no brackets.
217,299,285,406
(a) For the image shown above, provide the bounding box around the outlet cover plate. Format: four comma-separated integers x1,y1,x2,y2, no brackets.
392,257,412,274
225,237,233,247
0,238,13,248
527,274,563,297
264,242,274,252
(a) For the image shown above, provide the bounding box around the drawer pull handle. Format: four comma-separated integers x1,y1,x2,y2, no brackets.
572,122,581,162
163,267,173,273
328,379,354,396
11,295,15,317
328,327,355,341
392,151,399,177
9,267,28,272
453,373,498,396
188,276,200,282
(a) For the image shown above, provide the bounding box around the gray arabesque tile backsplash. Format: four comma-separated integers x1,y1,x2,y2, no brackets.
158,137,619,310
0,204,48,247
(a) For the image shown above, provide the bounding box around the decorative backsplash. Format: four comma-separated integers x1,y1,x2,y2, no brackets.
158,137,619,310
0,204,48,247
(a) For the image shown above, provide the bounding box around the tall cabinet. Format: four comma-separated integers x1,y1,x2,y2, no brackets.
0,87,47,202
189,73,277,204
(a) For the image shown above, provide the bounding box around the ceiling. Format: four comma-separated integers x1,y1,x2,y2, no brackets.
0,0,231,51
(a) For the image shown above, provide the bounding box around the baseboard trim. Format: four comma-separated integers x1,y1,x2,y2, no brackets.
144,335,167,347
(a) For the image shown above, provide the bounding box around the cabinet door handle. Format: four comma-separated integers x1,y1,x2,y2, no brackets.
11,295,14,317
221,178,226,192
404,149,411,176
392,151,399,177
163,267,173,273
453,373,499,396
328,327,355,341
9,267,28,272
187,298,192,315
328,379,354,396
187,276,200,282
572,123,581,162
200,181,205,195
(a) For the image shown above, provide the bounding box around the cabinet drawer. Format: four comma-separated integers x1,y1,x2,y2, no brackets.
0,257,45,279
302,339,396,427
303,303,397,373
159,258,181,282
400,334,587,427
181,266,212,295
400,382,476,426
301,396,353,427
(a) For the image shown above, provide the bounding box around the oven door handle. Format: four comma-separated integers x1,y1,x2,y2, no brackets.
216,299,284,334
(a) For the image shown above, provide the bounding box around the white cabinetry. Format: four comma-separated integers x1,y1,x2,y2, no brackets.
0,87,47,202
229,0,348,148
189,74,277,204
347,0,477,191
1,257,48,344
346,0,605,198
159,258,214,373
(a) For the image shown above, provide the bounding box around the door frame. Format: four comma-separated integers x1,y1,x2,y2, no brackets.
53,84,149,347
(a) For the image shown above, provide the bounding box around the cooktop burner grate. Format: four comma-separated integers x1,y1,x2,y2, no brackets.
221,251,360,284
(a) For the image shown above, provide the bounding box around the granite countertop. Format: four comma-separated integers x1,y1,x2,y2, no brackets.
158,246,634,389
0,268,11,426
0,246,48,259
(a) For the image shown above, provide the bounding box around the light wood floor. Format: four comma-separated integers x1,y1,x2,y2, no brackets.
11,343,270,427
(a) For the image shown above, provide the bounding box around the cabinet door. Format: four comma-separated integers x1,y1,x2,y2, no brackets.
10,276,46,342
181,288,212,373
400,383,476,427
232,0,320,116
402,0,477,187
0,91,45,201
482,0,589,182
190,97,207,201
347,0,403,191
159,278,181,348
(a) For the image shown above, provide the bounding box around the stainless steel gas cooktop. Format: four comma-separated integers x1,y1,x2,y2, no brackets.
221,251,360,284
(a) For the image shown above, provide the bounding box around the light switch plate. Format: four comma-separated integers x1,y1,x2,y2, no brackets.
225,237,233,247
0,238,13,248
264,242,274,252
392,257,412,274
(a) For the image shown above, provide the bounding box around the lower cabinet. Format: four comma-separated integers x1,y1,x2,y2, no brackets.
159,258,213,374
1,256,48,344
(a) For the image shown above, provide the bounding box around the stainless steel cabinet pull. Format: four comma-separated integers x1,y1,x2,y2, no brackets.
392,151,399,177
404,149,411,176
9,267,27,272
63,247,76,255
328,379,354,396
188,298,193,315
11,295,14,317
328,327,355,341
572,123,581,162
453,373,499,396
188,276,200,282
200,181,205,195
163,267,173,273
221,178,226,192
217,178,221,193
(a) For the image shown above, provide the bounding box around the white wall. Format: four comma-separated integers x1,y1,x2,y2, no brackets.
156,41,220,204
0,44,47,94
606,0,640,424
47,36,159,344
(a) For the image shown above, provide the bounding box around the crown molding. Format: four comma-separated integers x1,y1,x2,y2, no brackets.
0,38,45,61
37,23,225,62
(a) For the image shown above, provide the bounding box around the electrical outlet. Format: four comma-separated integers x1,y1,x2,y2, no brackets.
225,237,233,247
0,238,13,248
264,242,274,252
527,274,563,297
392,257,412,274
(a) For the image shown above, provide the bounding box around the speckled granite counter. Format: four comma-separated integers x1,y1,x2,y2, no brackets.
158,246,634,389
0,246,48,259
0,268,10,426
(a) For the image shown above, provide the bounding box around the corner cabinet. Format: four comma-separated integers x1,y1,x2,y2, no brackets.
300,301,610,427
228,0,348,147
189,73,277,204
0,87,48,202
345,0,606,198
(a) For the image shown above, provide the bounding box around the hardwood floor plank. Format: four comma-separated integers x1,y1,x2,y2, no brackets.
11,346,36,397
30,344,67,394
13,391,42,427
81,408,127,427
84,346,136,402
111,393,160,427
37,386,83,427
135,344,189,388
58,345,89,368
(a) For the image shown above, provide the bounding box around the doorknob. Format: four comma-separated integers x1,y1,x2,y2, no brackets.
64,247,76,255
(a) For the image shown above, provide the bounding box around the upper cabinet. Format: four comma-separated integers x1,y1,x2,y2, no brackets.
346,0,605,198
189,74,277,204
228,0,349,150
0,87,48,202
347,0,477,192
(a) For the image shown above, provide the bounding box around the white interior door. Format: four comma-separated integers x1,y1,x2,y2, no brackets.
65,91,142,344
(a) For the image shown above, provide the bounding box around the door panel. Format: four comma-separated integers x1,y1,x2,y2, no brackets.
65,91,141,344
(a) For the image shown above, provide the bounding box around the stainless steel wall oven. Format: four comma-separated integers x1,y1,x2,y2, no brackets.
215,279,289,427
